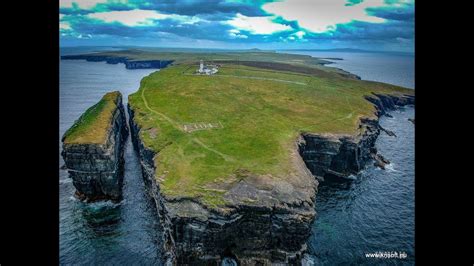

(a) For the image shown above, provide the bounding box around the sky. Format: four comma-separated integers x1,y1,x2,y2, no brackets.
59,0,414,52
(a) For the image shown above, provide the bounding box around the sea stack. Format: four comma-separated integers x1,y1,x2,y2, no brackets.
61,91,128,202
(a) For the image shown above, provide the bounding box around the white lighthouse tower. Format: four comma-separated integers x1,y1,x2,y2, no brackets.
199,60,204,73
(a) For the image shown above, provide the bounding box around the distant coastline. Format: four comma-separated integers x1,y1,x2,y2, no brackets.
61,54,173,69
280,48,414,56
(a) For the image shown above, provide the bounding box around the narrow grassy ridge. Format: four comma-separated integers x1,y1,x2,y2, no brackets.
63,91,121,144
128,62,413,208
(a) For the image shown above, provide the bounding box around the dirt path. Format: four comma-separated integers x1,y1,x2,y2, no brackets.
141,87,234,161
192,138,235,162
141,87,182,131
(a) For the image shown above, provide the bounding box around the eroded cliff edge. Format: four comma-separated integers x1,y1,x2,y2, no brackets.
128,104,318,265
61,54,174,69
128,90,414,264
62,91,128,202
299,93,415,180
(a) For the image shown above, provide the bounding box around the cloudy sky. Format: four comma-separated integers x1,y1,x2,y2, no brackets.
59,0,414,52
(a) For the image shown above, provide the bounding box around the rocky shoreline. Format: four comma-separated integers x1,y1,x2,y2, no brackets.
127,92,414,264
61,54,174,69
317,59,362,80
61,92,128,202
299,93,414,181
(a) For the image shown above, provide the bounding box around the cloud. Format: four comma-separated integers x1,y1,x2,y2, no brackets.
78,33,93,39
294,30,305,38
59,0,415,52
60,0,109,9
131,0,269,17
324,19,414,41
228,29,248,39
60,21,72,30
226,13,291,34
367,1,414,21
87,9,202,27
262,0,386,33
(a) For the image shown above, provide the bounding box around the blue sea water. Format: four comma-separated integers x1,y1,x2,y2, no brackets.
282,51,415,89
306,107,415,265
286,50,415,265
59,52,164,264
60,48,414,265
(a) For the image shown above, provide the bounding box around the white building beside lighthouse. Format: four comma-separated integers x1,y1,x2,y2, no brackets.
197,59,218,75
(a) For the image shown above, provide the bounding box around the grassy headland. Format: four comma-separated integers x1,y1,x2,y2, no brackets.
73,49,360,77
127,59,413,208
63,91,121,144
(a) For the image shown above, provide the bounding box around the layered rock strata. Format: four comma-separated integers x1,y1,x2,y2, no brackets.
61,92,128,202
299,93,414,180
128,105,317,265
128,92,413,264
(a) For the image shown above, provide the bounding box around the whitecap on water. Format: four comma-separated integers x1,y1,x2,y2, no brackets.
385,163,403,173
301,253,317,265
60,178,72,184
345,174,358,180
85,200,123,210
69,196,78,202
68,195,123,209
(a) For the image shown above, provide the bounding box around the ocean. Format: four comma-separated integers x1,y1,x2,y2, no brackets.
286,50,415,265
282,50,414,89
59,54,163,264
60,48,414,265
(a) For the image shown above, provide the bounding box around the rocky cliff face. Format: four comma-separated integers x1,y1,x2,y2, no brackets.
299,93,415,180
124,60,173,69
128,105,317,265
127,92,413,264
62,94,128,202
61,55,173,69
128,106,177,262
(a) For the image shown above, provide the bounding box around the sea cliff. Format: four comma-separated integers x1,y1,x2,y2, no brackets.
61,54,174,69
61,91,128,202
299,93,415,180
124,60,415,264
128,104,318,265
128,91,414,264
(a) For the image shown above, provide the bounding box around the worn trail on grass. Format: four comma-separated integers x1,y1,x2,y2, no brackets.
141,87,234,162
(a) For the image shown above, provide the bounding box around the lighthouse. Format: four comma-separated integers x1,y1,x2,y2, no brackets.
199,60,204,73
197,59,218,75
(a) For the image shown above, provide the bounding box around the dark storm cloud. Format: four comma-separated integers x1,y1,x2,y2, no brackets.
367,3,414,21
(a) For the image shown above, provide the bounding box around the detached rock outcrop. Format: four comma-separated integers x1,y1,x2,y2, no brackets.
299,93,414,180
62,91,128,202
128,105,317,265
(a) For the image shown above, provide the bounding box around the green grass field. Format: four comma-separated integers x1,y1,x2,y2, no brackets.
88,49,330,65
74,49,359,79
63,91,120,145
128,62,413,208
